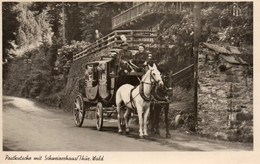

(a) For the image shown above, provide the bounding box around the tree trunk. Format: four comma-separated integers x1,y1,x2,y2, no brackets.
193,2,202,132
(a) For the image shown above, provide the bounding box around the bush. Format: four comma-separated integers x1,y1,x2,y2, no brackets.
171,86,193,102
56,40,90,71
168,86,195,131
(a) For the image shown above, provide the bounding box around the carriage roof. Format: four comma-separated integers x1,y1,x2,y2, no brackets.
85,57,113,66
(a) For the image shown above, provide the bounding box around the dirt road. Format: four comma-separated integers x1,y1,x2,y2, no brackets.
3,96,252,151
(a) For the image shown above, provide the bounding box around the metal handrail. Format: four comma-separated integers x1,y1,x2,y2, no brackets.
170,64,194,86
171,64,194,78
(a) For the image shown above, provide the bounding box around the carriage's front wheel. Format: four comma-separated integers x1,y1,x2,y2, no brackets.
96,102,103,131
73,94,85,127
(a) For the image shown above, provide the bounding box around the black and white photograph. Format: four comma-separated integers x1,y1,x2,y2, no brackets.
1,0,257,163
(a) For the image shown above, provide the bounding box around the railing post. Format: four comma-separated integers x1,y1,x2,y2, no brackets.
114,32,117,47
137,4,139,15
112,19,114,30
130,30,134,48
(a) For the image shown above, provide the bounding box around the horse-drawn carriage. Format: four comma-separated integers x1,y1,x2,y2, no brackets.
73,53,171,138
73,54,142,129
73,31,171,138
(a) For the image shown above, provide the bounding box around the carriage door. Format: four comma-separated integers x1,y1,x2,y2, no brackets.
98,62,110,100
85,63,99,100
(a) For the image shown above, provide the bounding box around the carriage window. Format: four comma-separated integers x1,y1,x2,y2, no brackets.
93,66,98,81
98,63,107,80
87,66,93,81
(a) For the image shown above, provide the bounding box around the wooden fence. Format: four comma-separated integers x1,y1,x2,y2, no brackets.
112,2,191,30
73,30,158,61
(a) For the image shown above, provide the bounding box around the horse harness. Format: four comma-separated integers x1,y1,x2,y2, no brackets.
128,70,158,112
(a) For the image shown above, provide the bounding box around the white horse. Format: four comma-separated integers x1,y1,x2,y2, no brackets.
116,63,164,138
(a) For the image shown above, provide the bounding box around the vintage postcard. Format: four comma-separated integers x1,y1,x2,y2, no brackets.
0,0,259,164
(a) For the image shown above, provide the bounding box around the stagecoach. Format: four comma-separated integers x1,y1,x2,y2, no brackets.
72,30,171,137
73,54,145,130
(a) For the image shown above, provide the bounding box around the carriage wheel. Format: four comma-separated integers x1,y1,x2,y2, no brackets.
73,94,85,127
96,102,103,131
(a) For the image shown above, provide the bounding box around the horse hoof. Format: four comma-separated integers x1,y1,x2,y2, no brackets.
118,131,123,135
125,129,130,135
139,135,144,139
166,133,171,138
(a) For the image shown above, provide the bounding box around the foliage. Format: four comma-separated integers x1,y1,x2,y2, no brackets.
169,86,195,131
154,8,194,73
58,40,90,60
63,2,82,43
79,2,131,42
56,40,90,73
2,2,19,61
154,2,253,74
7,2,53,58
202,2,253,46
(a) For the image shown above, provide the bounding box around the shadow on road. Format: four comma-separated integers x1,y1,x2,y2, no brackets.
82,125,203,151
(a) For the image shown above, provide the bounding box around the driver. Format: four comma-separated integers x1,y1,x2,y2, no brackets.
117,42,133,73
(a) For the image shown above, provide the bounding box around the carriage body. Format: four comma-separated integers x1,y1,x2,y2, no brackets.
74,54,144,130
83,56,143,106
83,57,116,106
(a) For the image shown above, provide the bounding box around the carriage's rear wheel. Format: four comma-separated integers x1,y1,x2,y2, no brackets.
73,94,85,127
96,102,103,131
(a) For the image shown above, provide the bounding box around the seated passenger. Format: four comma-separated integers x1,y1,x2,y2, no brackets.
132,43,148,68
143,52,154,71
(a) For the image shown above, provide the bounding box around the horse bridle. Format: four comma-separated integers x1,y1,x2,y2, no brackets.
141,69,162,86
139,69,163,101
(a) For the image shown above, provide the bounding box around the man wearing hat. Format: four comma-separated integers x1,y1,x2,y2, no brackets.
114,42,134,87
117,42,133,73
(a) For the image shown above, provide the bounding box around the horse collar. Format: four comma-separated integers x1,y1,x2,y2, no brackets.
140,82,154,101
139,69,157,101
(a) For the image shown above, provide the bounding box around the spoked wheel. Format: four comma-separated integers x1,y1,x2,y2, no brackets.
73,94,85,127
96,102,103,131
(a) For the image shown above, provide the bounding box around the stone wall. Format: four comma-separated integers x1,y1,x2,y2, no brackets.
197,46,253,142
